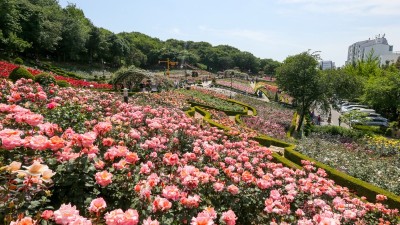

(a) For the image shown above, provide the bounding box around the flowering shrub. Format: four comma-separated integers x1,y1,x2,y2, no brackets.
242,116,287,140
296,133,400,195
0,78,399,224
364,135,400,157
0,61,112,89
216,79,255,94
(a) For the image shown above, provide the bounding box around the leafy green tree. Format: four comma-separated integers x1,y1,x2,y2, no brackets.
322,69,365,106
57,4,90,61
260,58,281,75
232,51,260,74
276,51,328,132
0,0,31,55
363,72,400,121
18,0,63,56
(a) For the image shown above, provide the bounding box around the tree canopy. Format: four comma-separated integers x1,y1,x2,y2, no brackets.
276,51,328,132
0,0,281,74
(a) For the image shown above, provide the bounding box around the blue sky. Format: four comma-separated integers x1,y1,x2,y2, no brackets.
59,0,400,66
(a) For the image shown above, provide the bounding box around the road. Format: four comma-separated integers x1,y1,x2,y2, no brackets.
319,106,349,128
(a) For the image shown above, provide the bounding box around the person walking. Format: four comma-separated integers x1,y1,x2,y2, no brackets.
317,115,321,125
338,116,341,126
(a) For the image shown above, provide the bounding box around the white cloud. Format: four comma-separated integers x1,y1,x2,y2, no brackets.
278,0,400,15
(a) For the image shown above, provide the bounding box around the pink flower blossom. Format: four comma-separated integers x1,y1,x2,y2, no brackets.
220,210,237,225
227,184,239,195
89,197,107,213
162,185,181,201
95,170,113,187
10,217,35,225
152,196,172,212
142,217,160,225
53,203,80,225
41,210,54,220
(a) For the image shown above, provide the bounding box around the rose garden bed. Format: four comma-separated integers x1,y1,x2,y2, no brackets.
0,79,399,224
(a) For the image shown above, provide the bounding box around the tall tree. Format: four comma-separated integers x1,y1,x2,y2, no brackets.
57,3,90,61
0,0,31,55
276,51,328,132
19,0,63,57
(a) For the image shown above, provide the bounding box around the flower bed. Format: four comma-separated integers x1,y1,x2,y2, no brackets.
296,133,400,195
1,78,399,224
179,88,245,112
215,79,254,94
0,61,112,89
234,95,294,138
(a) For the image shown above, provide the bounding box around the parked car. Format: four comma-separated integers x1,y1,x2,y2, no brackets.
352,117,389,127
340,104,369,113
347,107,376,114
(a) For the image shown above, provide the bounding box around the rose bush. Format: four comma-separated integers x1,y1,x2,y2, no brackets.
0,61,112,89
0,78,398,224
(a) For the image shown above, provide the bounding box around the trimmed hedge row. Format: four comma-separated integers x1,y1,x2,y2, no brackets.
192,106,231,132
226,99,257,116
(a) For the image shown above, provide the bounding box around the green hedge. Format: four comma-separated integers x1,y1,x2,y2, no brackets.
227,99,257,116
352,125,386,135
185,107,196,117
193,106,231,132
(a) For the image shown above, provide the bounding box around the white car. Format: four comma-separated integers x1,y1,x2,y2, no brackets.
340,105,368,113
347,107,376,114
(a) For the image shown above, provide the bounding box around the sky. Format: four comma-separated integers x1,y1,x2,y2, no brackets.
58,0,400,67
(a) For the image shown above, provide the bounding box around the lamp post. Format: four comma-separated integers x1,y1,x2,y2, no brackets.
123,87,128,103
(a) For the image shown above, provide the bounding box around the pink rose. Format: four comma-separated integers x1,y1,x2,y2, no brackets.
89,197,107,213
95,171,113,187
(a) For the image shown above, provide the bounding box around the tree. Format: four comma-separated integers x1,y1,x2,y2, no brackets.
57,4,90,61
260,58,281,75
0,0,31,55
362,72,400,121
18,0,63,56
276,51,328,133
321,69,365,107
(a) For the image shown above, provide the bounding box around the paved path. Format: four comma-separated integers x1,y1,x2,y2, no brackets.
319,106,349,128
250,82,270,102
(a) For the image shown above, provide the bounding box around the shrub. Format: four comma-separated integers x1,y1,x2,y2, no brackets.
14,57,23,65
311,125,368,139
56,80,71,87
34,72,56,87
8,67,34,82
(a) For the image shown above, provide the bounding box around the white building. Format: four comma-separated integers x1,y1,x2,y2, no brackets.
379,53,400,67
319,60,336,70
346,34,398,66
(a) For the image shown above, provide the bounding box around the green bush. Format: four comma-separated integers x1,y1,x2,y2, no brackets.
9,67,34,82
312,125,368,139
14,57,23,65
56,80,71,87
34,72,56,87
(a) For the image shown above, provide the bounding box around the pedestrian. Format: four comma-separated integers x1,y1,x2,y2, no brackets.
328,113,332,125
317,115,321,125
338,116,341,126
